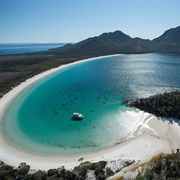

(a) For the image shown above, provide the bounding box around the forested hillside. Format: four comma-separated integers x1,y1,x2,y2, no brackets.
51,26,180,56
136,150,180,180
127,91,180,119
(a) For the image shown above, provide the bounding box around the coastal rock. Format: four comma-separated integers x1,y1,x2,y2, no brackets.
106,159,135,173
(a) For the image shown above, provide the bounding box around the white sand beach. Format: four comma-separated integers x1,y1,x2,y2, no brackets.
0,55,180,173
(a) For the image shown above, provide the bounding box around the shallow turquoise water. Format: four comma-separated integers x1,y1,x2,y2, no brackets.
2,54,180,155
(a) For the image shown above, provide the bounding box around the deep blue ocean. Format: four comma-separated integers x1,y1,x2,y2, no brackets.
0,43,66,55
1,53,180,156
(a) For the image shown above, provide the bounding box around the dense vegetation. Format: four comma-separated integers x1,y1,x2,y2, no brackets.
50,31,154,57
0,160,111,180
153,26,180,54
1,152,180,180
127,91,180,119
0,54,86,98
136,150,180,180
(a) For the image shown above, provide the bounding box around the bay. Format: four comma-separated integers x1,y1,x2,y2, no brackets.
1,53,180,155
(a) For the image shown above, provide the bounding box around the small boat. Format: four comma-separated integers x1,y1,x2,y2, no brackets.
72,112,83,120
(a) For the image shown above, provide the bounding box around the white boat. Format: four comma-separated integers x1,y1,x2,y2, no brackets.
72,112,83,120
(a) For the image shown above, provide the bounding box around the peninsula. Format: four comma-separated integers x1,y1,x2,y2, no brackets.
127,91,180,120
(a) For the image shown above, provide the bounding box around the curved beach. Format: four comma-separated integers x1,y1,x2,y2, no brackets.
0,55,180,171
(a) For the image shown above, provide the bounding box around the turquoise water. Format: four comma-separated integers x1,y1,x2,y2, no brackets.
1,54,180,155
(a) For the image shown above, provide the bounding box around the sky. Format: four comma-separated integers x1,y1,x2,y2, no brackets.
0,0,180,43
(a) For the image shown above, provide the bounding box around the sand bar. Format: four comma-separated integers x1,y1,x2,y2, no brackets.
0,55,180,171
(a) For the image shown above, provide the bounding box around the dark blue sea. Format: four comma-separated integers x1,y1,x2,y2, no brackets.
0,43,67,55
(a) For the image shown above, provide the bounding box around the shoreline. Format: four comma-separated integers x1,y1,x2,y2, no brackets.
0,54,180,172
0,54,120,120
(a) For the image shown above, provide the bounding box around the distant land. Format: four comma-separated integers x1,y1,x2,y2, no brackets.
50,26,180,56
0,26,180,97
0,43,67,55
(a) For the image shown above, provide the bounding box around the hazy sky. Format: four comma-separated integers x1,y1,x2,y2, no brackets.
1,0,180,43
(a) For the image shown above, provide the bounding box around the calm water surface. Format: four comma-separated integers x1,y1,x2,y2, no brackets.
0,43,66,55
1,54,180,155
